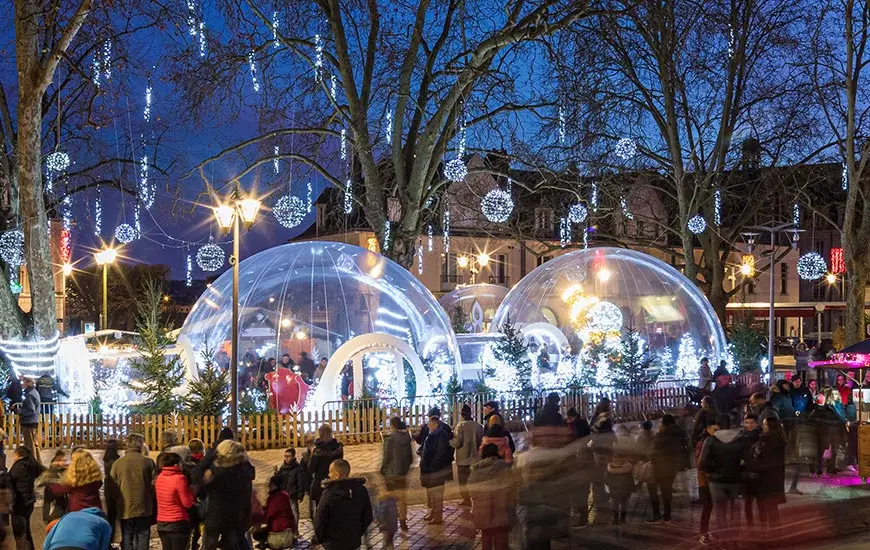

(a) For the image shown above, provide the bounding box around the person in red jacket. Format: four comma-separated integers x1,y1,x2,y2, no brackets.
47,448,103,513
155,452,195,550
253,475,297,550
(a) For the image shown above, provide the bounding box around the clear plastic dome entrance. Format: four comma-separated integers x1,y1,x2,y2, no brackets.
178,242,460,409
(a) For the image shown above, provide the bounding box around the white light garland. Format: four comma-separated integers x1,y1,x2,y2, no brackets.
621,196,633,219
842,162,848,191
196,241,225,272
94,191,102,236
115,223,138,244
714,188,722,226
272,11,280,48
583,227,589,249
444,158,467,182
248,51,260,92
0,332,60,376
343,179,353,214
187,0,197,35
383,220,391,251
139,154,153,209
558,104,566,144
102,39,112,81
134,203,141,234
480,188,514,223
340,128,347,160
186,253,193,287
560,217,571,248
443,208,450,253
727,25,736,59
330,74,337,101
92,54,101,88
568,203,588,224
591,182,599,211
687,214,707,234
306,180,313,212
144,86,152,122
198,22,207,57
273,195,307,228
385,110,392,145
792,202,800,226
273,145,280,175
62,196,72,231
615,137,638,160
427,224,433,252
0,230,25,267
46,151,70,173
314,34,323,82
417,242,424,274
797,251,827,281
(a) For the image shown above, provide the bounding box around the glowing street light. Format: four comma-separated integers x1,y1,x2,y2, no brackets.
825,273,838,285
94,247,118,330
477,253,490,267
456,256,470,269
61,263,73,277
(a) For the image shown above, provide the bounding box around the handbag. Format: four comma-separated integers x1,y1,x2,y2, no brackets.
633,460,654,484
822,447,833,460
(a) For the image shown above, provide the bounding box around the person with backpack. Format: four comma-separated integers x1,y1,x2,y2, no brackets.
450,404,485,507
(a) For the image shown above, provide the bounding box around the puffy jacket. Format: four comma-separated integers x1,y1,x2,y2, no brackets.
791,386,813,415
19,386,40,426
480,436,513,464
110,450,156,520
276,459,309,501
48,480,103,512
650,424,687,475
698,429,744,484
264,489,296,533
381,430,414,476
308,438,344,503
605,460,635,495
450,420,484,467
468,457,515,530
43,507,112,550
202,461,255,530
771,393,795,423
749,432,786,502
9,455,43,508
313,478,373,550
420,422,454,488
534,404,564,427
156,465,195,523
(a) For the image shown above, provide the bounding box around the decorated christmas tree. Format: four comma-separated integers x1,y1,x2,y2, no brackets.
491,317,532,392
125,279,185,414
450,304,470,334
674,333,699,380
184,343,230,417
611,328,656,390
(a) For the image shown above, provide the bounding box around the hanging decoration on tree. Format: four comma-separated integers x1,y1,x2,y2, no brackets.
687,214,707,234
797,251,827,281
713,189,722,226
343,179,353,214
115,223,137,244
620,196,633,219
102,39,112,81
273,195,307,228
842,162,848,191
46,151,70,173
427,224,434,252
615,137,637,160
92,38,113,88
186,252,193,287
417,241,424,275
385,110,392,145
481,189,513,223
445,102,468,182
591,182,599,212
568,203,588,224
792,202,800,226
340,128,347,160
187,0,198,35
560,217,571,248
272,11,280,48
140,83,154,209
94,189,102,236
62,196,72,231
314,33,323,82
273,145,280,175
196,239,225,272
144,86,152,122
442,208,451,253
306,181,313,213
558,104,566,144
0,230,25,267
727,24,736,59
248,52,260,92
382,221,391,252
198,22,207,57
134,203,141,235
583,226,589,249
330,75,337,101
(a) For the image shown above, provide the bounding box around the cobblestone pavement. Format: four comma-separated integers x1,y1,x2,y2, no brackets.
18,441,870,549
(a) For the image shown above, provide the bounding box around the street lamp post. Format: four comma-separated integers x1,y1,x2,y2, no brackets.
213,194,260,434
94,247,117,330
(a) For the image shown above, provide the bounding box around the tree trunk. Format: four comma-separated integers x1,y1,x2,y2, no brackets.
844,259,867,346
708,283,729,329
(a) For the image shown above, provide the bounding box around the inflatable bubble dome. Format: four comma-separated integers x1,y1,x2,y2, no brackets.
438,284,509,333
490,247,728,378
178,241,460,408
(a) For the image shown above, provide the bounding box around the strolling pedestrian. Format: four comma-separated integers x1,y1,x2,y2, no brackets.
312,459,373,550
590,417,617,523
695,419,717,546
420,414,454,524
380,417,412,531
155,452,196,550
308,424,344,518
9,445,43,549
750,417,787,527
646,414,686,523
40,449,68,524
103,439,120,542
110,433,157,550
451,404,484,507
469,443,515,550
200,440,255,550
699,415,744,542
606,451,634,525
18,377,41,464
48,448,104,512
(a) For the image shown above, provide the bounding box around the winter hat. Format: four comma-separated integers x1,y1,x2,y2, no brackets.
427,407,441,418
217,427,235,443
461,404,472,416
214,440,248,468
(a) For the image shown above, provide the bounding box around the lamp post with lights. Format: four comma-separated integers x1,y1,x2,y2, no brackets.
93,247,118,330
213,192,261,433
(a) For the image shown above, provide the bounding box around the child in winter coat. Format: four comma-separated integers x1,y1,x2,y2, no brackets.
364,474,398,550
605,452,634,525
480,424,513,465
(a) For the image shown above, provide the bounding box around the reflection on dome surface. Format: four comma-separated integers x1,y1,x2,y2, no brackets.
438,284,508,333
179,242,459,408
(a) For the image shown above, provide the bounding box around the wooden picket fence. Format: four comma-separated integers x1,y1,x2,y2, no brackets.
0,376,763,451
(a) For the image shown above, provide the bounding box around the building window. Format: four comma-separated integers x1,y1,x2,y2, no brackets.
534,208,554,232
780,263,788,295
494,255,507,285
747,279,755,295
536,255,552,267
441,253,459,283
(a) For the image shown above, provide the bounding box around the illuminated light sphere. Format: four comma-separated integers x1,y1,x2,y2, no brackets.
196,242,225,272
568,203,588,224
585,301,624,333
797,251,827,281
614,137,637,160
0,230,25,267
114,223,138,244
272,195,306,228
444,158,468,182
45,151,70,172
687,214,707,234
480,189,514,223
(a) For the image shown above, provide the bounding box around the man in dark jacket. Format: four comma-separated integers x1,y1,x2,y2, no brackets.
9,446,43,548
737,414,762,527
647,414,687,523
313,459,372,550
110,434,157,550
699,415,744,540
534,392,565,427
420,416,454,524
19,377,41,464
790,375,813,416
308,425,344,517
275,448,307,530
381,416,413,530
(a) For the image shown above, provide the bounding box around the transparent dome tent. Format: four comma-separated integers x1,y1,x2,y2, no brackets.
178,242,460,409
489,247,728,387
438,284,508,333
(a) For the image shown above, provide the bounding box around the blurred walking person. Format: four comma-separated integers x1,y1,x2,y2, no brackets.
469,444,514,550
381,417,413,530
420,415,454,524
312,459,372,550
308,424,344,519
451,404,484,508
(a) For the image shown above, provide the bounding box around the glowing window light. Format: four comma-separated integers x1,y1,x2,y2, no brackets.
740,254,755,276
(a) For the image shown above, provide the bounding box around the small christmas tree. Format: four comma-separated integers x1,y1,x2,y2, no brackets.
184,343,230,417
238,386,268,414
450,304,470,334
125,279,185,414
492,317,532,392
674,333,698,380
612,328,656,390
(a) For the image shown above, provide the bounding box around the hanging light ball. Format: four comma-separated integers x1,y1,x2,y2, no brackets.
687,214,707,234
797,251,827,281
586,301,624,333
273,195,307,228
45,151,70,172
114,224,138,244
444,158,468,182
196,242,225,272
614,137,638,160
481,188,514,223
0,230,25,267
568,203,588,224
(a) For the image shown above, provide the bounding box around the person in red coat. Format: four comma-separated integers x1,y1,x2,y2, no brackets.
48,449,103,512
253,475,297,549
155,452,195,550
